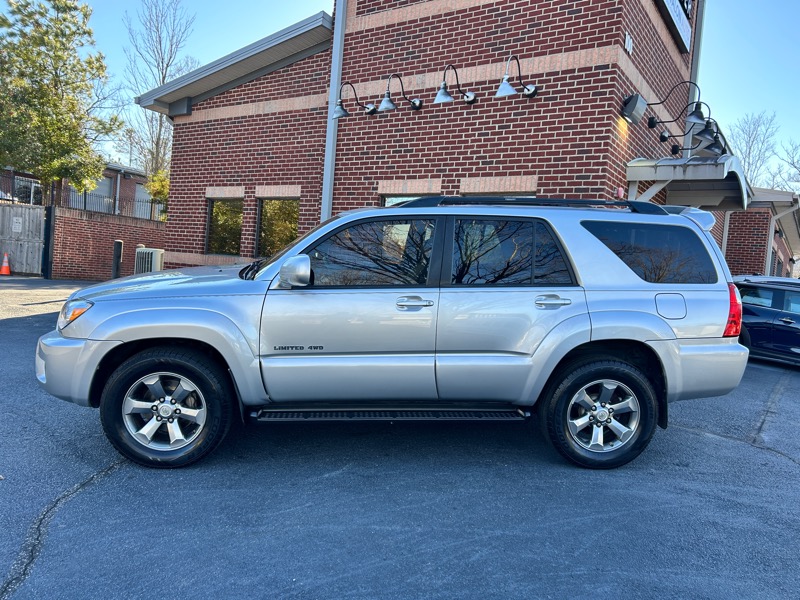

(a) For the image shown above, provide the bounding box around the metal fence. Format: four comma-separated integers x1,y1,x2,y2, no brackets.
0,171,166,222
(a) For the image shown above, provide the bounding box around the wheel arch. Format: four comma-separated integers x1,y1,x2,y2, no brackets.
88,339,246,422
537,340,668,429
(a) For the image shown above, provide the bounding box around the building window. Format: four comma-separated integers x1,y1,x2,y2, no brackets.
207,199,243,255
382,196,424,207
258,198,299,258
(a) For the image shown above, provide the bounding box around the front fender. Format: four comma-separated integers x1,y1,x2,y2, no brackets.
86,308,267,404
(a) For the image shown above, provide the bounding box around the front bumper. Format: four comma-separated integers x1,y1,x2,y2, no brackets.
36,330,121,407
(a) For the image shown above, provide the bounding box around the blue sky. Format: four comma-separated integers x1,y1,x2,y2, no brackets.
83,0,799,149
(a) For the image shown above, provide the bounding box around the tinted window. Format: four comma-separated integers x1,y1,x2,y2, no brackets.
535,221,572,284
581,221,717,284
308,219,435,286
739,286,775,308
452,219,572,286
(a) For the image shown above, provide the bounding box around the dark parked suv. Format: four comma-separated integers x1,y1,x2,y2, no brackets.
37,197,748,469
735,275,800,365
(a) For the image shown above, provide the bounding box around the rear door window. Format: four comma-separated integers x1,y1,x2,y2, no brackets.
449,218,572,286
581,221,717,284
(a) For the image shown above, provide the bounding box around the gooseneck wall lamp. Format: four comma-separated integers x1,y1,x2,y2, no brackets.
434,64,477,105
495,55,538,98
332,82,376,118
378,74,423,112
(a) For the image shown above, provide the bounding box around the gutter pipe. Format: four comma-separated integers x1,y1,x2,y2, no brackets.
321,0,347,221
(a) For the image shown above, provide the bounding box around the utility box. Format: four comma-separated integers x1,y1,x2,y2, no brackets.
134,248,165,274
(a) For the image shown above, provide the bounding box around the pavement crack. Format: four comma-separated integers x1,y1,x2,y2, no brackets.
749,370,791,445
673,424,800,467
0,460,124,600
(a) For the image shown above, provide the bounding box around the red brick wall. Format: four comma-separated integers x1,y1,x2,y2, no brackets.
166,0,702,260
51,208,167,280
725,209,770,276
331,0,695,211
168,51,331,257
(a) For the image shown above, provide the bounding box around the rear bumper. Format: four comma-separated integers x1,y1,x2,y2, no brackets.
648,338,749,402
36,330,121,407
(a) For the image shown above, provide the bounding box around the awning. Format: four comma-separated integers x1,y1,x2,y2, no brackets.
750,187,800,260
626,154,752,211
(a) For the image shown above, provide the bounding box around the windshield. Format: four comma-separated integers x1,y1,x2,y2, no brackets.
240,214,344,280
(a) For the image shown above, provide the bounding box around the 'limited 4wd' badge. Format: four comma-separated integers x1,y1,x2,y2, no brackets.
273,345,324,351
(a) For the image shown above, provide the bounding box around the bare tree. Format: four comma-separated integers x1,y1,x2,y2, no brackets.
725,111,779,187
120,0,198,174
777,140,800,192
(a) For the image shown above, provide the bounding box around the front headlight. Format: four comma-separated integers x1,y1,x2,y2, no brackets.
57,299,94,331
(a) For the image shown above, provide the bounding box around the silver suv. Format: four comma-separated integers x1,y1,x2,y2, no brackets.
36,197,748,469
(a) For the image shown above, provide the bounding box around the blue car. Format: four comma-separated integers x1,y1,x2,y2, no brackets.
735,276,800,366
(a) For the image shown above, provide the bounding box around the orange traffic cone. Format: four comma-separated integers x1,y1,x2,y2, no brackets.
0,253,10,276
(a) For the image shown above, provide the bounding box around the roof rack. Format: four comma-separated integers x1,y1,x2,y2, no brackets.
395,196,669,215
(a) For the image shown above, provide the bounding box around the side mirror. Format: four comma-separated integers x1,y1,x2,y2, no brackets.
278,255,311,288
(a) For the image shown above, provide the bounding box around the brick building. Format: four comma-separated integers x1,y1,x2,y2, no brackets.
136,0,798,275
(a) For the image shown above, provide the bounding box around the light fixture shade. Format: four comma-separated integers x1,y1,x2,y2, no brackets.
694,121,716,143
434,82,454,104
332,100,350,119
705,137,725,155
378,92,397,112
495,76,517,98
686,103,706,125
621,93,647,125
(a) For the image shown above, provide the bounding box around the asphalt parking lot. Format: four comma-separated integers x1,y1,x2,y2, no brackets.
1,276,798,599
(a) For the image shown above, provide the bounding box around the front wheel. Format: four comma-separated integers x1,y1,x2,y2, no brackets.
100,348,233,468
539,360,658,469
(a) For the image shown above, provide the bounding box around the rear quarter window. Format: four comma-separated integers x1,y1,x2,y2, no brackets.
581,221,717,284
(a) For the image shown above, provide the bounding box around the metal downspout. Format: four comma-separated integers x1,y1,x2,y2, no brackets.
765,201,800,276
321,0,347,221
685,0,706,154
721,210,732,255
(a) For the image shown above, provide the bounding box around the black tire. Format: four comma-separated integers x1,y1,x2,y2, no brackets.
739,325,751,348
100,347,234,468
539,359,658,469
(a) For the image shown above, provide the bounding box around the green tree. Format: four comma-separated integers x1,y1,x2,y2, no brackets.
0,0,121,192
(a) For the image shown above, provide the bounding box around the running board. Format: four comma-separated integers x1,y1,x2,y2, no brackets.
250,407,529,422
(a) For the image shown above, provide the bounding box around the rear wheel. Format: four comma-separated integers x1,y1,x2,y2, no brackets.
539,359,657,469
100,348,233,468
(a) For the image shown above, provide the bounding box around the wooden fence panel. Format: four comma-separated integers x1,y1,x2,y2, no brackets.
0,203,45,275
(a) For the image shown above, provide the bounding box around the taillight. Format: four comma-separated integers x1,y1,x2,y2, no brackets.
724,283,742,337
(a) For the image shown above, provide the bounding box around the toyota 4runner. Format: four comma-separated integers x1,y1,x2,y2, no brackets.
36,197,748,469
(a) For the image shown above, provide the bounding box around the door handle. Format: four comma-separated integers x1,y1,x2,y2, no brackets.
780,317,795,324
396,296,434,310
535,295,572,308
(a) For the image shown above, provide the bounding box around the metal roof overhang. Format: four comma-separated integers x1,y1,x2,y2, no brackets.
626,154,752,211
750,187,800,258
135,12,333,117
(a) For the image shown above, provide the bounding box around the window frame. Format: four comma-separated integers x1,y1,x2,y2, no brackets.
256,197,300,259
441,215,576,288
299,215,445,289
205,198,244,256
